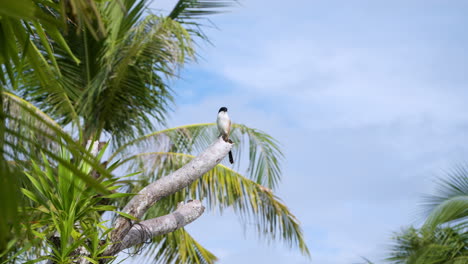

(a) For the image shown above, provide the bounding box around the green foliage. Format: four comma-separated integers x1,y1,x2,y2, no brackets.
0,0,103,87
3,146,117,263
0,92,111,261
141,228,219,264
387,226,468,264
3,92,112,191
423,166,468,229
0,0,224,253
1,0,110,250
373,167,468,264
15,0,229,143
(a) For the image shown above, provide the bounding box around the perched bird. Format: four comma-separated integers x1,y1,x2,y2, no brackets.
217,107,234,164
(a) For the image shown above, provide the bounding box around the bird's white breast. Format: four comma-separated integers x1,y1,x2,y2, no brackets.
217,112,230,135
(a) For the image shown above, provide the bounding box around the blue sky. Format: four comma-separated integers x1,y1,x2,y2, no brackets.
132,1,468,263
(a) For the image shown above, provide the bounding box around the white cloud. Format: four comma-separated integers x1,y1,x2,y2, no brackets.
206,35,467,130
189,0,468,131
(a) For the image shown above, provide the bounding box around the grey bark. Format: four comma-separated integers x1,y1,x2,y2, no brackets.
111,200,205,253
105,137,232,256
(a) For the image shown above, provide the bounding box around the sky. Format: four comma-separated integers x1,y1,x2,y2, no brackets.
130,1,468,263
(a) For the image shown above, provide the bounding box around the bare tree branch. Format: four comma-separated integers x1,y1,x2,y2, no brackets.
106,137,232,256
112,200,205,253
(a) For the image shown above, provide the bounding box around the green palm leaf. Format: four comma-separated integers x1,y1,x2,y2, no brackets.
16,0,202,143
0,0,102,87
422,166,468,229
168,0,235,41
387,226,468,264
2,91,111,192
76,14,191,141
169,0,233,20
136,228,218,264
9,146,116,263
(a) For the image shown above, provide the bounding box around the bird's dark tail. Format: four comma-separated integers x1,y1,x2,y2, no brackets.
228,151,234,164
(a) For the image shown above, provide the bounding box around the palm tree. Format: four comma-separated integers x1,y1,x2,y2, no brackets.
1,0,310,262
0,0,111,251
387,226,468,264
382,167,468,264
422,166,468,230
0,92,114,263
360,167,468,264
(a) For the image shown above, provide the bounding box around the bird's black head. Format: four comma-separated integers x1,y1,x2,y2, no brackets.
218,107,228,113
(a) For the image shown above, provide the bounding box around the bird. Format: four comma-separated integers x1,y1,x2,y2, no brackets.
217,107,234,164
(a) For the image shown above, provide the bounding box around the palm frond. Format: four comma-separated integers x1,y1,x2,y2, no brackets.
0,164,22,258
4,0,236,143
108,123,215,162
76,14,192,142
110,123,284,189
16,0,196,142
120,152,309,256
0,0,104,87
134,228,218,264
10,146,117,262
387,226,468,264
422,166,468,229
0,0,106,37
232,124,283,189
168,0,235,41
0,84,22,255
2,91,112,193
169,0,233,20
